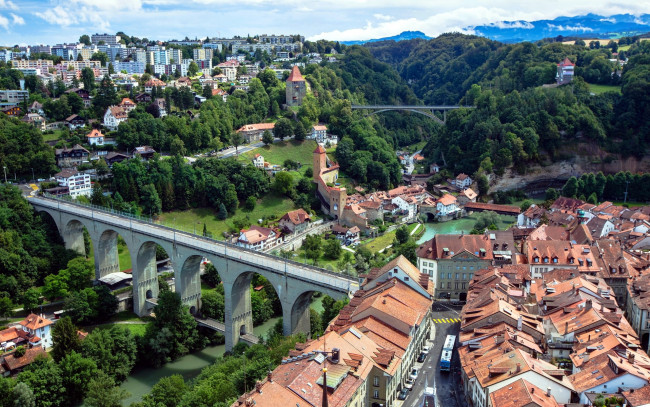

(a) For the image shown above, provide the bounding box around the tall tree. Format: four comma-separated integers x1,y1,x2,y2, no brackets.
51,316,81,362
81,67,95,91
84,371,130,407
274,118,293,140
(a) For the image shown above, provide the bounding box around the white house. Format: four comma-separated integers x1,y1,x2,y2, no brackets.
518,204,546,227
103,106,128,130
55,169,92,197
392,195,418,221
436,194,459,216
311,125,327,141
454,173,472,189
236,225,281,251
252,154,265,168
86,129,105,146
18,313,54,349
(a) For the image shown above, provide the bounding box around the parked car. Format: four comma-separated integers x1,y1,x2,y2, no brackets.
409,368,419,380
404,378,414,390
422,345,430,354
417,352,426,363
398,388,409,400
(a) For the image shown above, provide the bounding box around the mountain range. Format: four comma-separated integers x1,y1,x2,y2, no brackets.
343,14,650,45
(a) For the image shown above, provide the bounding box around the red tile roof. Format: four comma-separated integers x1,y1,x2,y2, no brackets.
279,209,311,225
287,66,305,82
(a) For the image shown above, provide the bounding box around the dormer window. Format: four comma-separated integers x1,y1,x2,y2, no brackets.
569,257,574,264
533,256,539,263
578,258,584,266
543,257,549,263
586,259,592,267
552,257,558,263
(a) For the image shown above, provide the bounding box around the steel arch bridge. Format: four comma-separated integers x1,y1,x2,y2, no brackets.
350,104,473,125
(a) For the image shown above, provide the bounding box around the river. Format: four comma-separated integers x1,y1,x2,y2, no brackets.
120,295,325,405
416,214,517,244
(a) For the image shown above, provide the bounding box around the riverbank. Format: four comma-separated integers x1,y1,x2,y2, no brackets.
417,214,516,244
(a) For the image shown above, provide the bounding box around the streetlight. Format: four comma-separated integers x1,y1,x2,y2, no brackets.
2,166,6,184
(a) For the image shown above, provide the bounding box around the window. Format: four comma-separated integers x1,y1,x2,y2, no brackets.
455,273,459,279
448,273,452,279
440,272,445,280
462,273,466,280
455,282,459,289
462,283,466,289
440,283,445,289
373,376,379,386
404,276,410,281
373,390,379,399
534,257,539,263
447,282,451,289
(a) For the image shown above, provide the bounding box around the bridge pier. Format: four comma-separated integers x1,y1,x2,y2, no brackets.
95,230,121,280
63,220,86,255
223,278,254,351
174,254,203,314
282,290,313,337
133,242,160,317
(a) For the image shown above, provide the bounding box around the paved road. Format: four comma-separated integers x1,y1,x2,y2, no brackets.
399,303,465,407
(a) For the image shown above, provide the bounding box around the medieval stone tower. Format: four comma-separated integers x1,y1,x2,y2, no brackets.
286,66,306,107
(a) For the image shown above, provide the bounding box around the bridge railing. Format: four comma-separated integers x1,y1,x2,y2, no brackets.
35,195,359,288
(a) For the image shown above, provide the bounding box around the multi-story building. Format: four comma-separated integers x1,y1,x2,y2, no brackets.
114,61,145,74
103,106,128,130
0,90,29,105
91,33,121,46
556,57,575,85
193,48,213,61
169,48,183,65
55,169,92,197
417,232,517,301
55,144,90,168
627,273,650,352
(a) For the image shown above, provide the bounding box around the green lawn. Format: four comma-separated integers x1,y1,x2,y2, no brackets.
157,192,296,240
362,223,419,253
122,324,148,336
42,131,62,142
587,83,622,95
618,44,631,52
87,240,132,273
240,140,318,170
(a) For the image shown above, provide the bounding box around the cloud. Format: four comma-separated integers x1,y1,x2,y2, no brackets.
487,20,534,29
600,17,616,23
374,14,393,21
546,23,594,32
0,0,17,11
0,13,7,29
35,6,78,26
10,13,23,25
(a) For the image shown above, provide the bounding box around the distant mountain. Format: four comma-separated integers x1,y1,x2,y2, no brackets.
341,31,431,46
469,13,650,43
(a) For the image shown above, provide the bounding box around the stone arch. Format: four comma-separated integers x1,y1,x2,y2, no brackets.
34,209,61,236
190,305,197,315
132,240,167,316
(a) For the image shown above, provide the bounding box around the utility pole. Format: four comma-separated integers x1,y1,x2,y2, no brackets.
624,180,630,204
2,166,6,184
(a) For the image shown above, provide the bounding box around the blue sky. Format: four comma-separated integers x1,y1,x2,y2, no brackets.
1,0,649,46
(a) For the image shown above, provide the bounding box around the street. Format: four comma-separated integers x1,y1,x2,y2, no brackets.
399,303,465,407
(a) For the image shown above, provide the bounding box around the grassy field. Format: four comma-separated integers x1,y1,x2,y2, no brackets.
240,140,318,168
157,192,296,240
362,223,420,253
587,83,622,95
42,132,62,142
87,240,132,272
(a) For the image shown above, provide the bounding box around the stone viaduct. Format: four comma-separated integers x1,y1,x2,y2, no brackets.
30,196,358,350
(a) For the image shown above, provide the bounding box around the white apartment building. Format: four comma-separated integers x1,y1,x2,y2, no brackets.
55,169,92,197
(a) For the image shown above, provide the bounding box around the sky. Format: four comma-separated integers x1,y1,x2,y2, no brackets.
1,0,650,46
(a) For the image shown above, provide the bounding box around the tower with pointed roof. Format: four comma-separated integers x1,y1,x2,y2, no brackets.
286,66,306,106
556,57,575,85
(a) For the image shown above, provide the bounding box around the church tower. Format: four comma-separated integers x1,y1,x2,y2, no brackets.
286,66,306,107
313,145,326,179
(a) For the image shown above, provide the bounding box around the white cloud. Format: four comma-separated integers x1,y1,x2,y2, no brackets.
374,14,393,21
35,6,78,26
10,13,23,25
0,0,17,11
487,20,534,29
546,23,594,32
600,17,616,23
0,13,8,29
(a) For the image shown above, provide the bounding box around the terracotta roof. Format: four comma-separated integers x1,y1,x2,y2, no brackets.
314,145,326,154
4,347,46,371
86,129,104,138
55,169,79,178
417,234,493,261
623,384,650,407
286,66,305,82
313,125,327,131
456,173,469,181
19,314,53,331
437,194,457,206
551,197,584,211
279,209,311,225
239,225,275,245
489,378,560,407
237,122,275,132
464,202,520,214
558,57,575,66
108,106,128,119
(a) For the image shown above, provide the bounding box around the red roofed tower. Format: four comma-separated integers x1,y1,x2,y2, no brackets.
286,66,306,107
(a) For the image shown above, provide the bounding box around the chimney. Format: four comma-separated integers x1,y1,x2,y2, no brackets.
565,321,569,334
331,348,340,364
531,387,535,394
516,363,521,373
517,316,522,331
267,370,273,382
628,353,635,364
585,299,592,310
255,381,263,393
546,387,551,397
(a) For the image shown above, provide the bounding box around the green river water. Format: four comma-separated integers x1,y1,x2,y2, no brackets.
120,296,325,405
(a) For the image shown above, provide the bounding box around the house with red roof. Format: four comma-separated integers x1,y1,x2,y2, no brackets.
278,209,311,234
285,66,306,107
236,225,282,251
